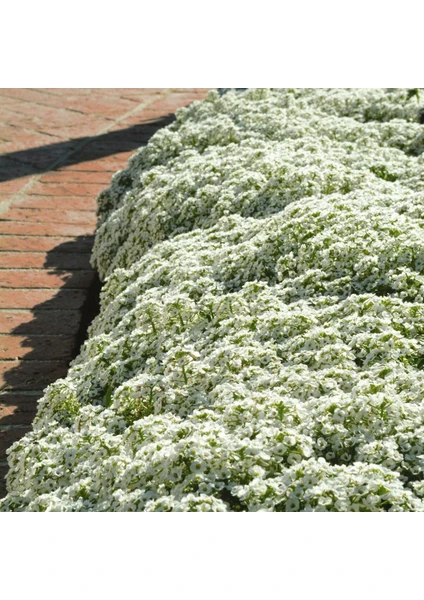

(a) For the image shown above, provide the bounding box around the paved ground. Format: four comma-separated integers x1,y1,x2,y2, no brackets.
0,88,211,497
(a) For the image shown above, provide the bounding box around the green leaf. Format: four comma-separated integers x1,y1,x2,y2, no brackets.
105,385,114,408
407,88,420,102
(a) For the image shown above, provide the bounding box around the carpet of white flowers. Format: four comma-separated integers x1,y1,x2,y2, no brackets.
2,88,424,511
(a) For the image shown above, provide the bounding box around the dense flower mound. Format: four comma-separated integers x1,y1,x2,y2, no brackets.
2,88,424,511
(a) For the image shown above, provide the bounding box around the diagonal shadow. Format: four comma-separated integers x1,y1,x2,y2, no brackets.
0,106,179,498
0,114,175,183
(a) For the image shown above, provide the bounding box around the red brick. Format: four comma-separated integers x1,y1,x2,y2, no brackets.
15,195,98,211
62,151,135,172
0,89,139,120
1,207,97,225
0,334,76,360
42,88,157,98
119,90,166,101
0,393,40,425
0,102,111,136
108,115,164,129
0,222,94,236
0,269,95,289
2,100,71,121
76,139,138,154
0,288,87,310
0,156,38,179
169,88,211,93
29,181,106,197
0,235,93,252
39,171,112,184
0,310,82,334
40,89,100,96
4,145,74,172
0,88,67,105
0,252,91,269
1,136,63,155
45,95,138,120
45,123,111,139
0,359,68,391
0,177,32,195
0,253,47,269
0,125,63,151
0,104,39,127
104,124,167,144
139,94,204,119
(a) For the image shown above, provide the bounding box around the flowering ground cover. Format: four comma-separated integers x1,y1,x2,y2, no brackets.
2,88,424,511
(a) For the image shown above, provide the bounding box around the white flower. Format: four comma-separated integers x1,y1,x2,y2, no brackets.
2,88,424,512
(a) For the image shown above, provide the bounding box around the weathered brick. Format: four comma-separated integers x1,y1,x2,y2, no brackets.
108,115,165,128
0,269,94,289
0,235,94,252
29,181,106,197
4,145,73,171
0,101,111,136
119,90,166,102
1,207,97,225
0,393,41,425
0,89,139,119
39,171,112,184
0,334,76,360
0,288,87,310
139,94,207,120
0,360,69,390
0,177,32,195
0,156,38,179
0,251,92,269
0,104,33,124
61,153,134,172
14,195,98,211
41,89,97,96
45,94,138,119
0,131,63,156
0,222,94,236
0,88,66,105
0,310,82,334
43,121,111,140
105,120,170,142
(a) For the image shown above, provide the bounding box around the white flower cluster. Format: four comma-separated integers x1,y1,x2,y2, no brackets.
2,88,424,511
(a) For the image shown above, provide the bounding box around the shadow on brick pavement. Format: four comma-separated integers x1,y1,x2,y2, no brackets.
0,113,179,499
0,114,176,182
0,236,102,498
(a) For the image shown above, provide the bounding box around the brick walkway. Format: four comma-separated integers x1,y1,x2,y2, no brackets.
0,88,211,497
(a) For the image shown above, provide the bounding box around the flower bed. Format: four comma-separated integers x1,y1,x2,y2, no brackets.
2,88,424,511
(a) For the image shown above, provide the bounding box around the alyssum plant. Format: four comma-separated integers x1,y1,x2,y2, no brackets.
2,88,424,511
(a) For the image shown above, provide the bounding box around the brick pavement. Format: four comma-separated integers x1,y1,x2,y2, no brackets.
0,88,211,497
